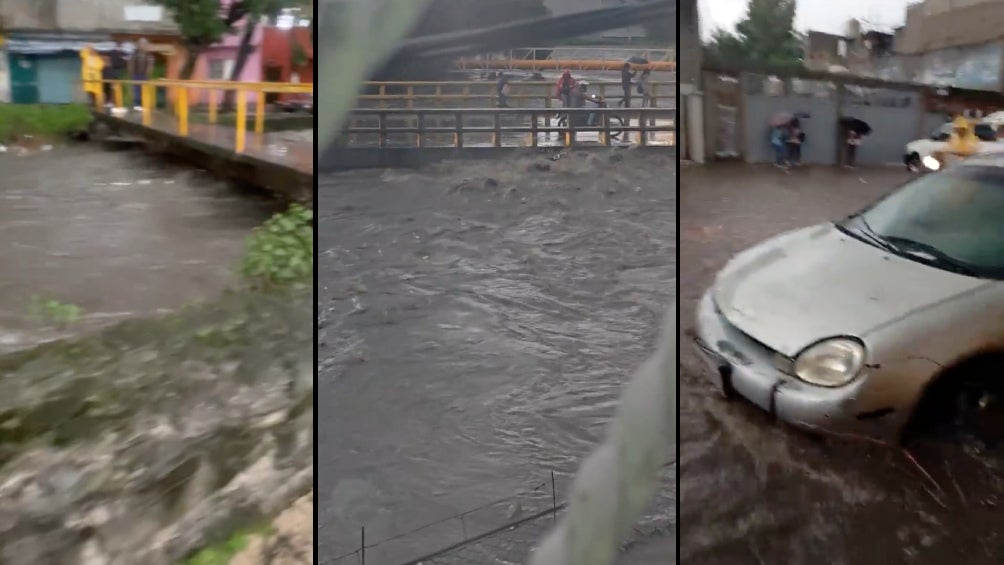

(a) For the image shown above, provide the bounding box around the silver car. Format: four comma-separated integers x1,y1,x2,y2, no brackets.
694,155,1004,443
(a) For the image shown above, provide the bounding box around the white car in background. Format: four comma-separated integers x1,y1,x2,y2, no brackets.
904,121,1004,171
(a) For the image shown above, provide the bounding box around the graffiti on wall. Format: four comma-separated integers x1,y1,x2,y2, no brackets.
921,41,1002,91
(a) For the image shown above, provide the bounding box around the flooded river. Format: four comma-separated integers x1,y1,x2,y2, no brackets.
679,165,1004,565
0,144,280,353
319,150,677,564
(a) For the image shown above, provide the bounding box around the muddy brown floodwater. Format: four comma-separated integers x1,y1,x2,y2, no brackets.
680,164,1004,565
0,144,280,353
319,149,677,564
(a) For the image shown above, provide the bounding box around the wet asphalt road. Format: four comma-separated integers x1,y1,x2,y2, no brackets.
319,149,676,564
679,164,1004,565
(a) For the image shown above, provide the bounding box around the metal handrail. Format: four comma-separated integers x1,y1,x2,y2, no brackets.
358,80,674,109
361,80,674,87
457,58,676,71
86,78,312,153
342,106,676,149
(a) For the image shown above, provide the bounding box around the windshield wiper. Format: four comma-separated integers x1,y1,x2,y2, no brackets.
840,214,902,255
883,236,981,277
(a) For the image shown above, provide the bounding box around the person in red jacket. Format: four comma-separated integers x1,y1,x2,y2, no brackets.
555,70,576,108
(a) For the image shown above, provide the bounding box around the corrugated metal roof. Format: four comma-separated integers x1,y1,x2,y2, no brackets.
5,36,119,55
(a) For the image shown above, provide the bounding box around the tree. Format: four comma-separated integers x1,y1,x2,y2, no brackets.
704,0,802,70
154,0,240,79
223,0,311,108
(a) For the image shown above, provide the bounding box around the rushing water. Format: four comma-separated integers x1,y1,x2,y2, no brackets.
319,150,677,564
0,143,280,353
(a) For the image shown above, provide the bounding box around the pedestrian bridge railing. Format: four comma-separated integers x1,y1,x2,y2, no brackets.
359,80,675,109
492,46,674,62
340,107,676,149
456,58,676,72
86,78,313,153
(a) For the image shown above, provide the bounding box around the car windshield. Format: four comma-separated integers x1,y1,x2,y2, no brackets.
839,165,1004,278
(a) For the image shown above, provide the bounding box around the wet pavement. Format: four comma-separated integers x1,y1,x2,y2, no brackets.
0,144,279,353
679,164,1004,565
319,149,676,564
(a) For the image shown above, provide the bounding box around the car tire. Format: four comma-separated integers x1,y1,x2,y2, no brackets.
952,372,1004,447
906,359,1004,446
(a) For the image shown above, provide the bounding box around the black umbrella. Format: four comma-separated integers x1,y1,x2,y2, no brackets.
626,56,649,64
840,117,872,135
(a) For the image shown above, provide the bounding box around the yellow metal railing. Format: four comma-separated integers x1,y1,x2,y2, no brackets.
86,78,313,153
359,80,675,109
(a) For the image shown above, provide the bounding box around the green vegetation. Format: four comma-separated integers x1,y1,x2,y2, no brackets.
181,524,274,565
0,104,91,142
28,296,84,327
703,0,803,70
154,0,311,79
240,203,313,288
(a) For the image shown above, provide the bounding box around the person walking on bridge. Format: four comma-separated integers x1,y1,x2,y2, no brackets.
621,62,636,108
130,39,154,112
555,70,576,108
496,72,511,108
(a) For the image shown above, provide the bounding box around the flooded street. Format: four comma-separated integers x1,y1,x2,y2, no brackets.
0,144,280,352
319,150,676,564
679,164,1004,565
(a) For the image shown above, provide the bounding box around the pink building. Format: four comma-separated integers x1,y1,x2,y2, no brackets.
188,0,263,103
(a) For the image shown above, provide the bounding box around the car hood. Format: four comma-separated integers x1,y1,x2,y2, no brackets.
712,224,990,357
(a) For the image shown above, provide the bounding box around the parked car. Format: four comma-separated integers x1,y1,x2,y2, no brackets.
904,121,1004,171
693,155,1004,444
277,92,313,114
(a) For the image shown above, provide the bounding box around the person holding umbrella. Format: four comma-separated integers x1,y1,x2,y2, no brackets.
786,117,805,166
768,112,793,168
840,117,871,169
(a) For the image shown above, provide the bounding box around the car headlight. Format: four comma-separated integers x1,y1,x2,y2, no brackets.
793,338,865,387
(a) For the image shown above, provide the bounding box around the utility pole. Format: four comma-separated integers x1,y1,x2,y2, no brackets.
678,0,705,162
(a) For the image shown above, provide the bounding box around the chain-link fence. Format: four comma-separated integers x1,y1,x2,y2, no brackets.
325,474,562,565
325,466,675,565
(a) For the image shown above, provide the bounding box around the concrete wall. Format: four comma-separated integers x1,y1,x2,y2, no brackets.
838,86,922,165
919,41,1003,91
1,0,177,33
740,74,925,166
896,0,1004,53
743,86,840,165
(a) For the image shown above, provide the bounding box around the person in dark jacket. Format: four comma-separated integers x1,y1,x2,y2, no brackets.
130,39,154,111
785,117,805,166
620,62,635,108
495,72,511,108
102,43,127,109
